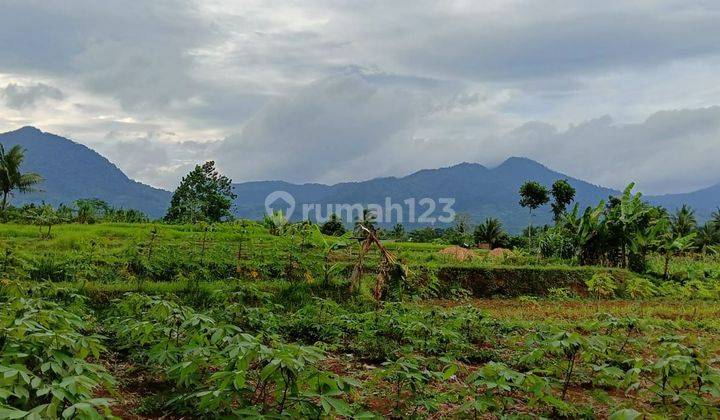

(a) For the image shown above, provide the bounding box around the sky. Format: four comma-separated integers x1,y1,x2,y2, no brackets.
0,0,719,194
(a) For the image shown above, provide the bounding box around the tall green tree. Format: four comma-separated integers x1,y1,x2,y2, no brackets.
164,161,236,223
550,179,576,222
0,144,43,211
390,223,405,241
519,180,549,245
320,213,346,236
606,183,653,269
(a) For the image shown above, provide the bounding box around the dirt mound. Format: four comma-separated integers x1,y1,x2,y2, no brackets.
488,248,513,258
439,246,477,262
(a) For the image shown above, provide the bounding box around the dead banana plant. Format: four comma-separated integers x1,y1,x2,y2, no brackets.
349,225,406,304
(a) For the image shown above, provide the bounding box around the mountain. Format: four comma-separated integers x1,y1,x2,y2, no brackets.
232,157,720,233
649,183,720,221
232,158,621,233
0,126,171,217
1,127,718,230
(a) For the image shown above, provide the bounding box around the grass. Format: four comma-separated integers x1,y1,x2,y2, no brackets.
2,221,720,418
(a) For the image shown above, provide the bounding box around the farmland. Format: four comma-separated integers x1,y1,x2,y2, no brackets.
1,222,720,419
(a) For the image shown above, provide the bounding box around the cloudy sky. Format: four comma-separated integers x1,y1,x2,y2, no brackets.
1,0,719,194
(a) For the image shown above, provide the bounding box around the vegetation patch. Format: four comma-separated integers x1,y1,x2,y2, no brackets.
430,265,629,297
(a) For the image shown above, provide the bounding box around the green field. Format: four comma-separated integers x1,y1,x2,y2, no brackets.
2,222,720,418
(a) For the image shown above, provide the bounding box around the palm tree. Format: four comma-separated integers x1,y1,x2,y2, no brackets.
695,222,720,253
671,204,697,237
473,217,507,249
0,144,43,211
712,207,720,226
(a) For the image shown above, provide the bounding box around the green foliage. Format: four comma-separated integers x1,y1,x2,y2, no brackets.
1,221,720,417
585,272,618,299
0,295,115,418
0,143,43,212
164,161,236,223
319,213,346,236
519,180,550,247
108,293,360,417
624,276,656,299
551,179,576,222
473,218,508,248
671,205,697,238
519,181,550,211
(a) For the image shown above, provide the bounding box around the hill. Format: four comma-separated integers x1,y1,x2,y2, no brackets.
232,158,720,233
0,126,171,217
2,127,717,230
232,158,623,232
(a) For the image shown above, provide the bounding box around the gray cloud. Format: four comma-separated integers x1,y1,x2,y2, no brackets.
215,70,463,183
0,83,63,109
94,131,219,190
215,70,720,195
0,1,719,194
489,107,720,194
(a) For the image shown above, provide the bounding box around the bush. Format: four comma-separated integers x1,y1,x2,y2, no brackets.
26,254,71,282
428,265,628,297
624,277,656,299
585,272,618,299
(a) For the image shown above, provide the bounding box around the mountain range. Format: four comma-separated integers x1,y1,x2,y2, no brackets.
0,127,171,217
1,126,718,232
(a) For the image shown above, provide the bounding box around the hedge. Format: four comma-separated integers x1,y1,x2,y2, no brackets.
428,265,630,297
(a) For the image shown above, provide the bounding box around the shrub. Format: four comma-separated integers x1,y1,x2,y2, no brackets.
585,272,617,299
26,254,71,282
624,277,656,299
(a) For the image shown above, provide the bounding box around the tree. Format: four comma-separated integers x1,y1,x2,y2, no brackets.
0,144,43,211
671,205,697,237
606,183,653,269
27,204,68,239
550,179,576,222
320,213,346,236
354,208,377,240
390,223,405,241
653,219,696,280
712,207,720,226
518,181,549,245
408,227,441,243
74,198,110,224
164,161,236,223
473,217,507,249
694,222,719,253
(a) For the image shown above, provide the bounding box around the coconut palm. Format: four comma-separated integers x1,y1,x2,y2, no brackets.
695,222,720,253
671,204,697,237
0,144,43,211
473,217,507,249
712,207,720,226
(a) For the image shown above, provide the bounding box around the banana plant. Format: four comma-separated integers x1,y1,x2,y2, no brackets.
652,218,697,280
311,226,353,283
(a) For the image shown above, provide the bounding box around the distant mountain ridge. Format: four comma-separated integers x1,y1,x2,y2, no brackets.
232,157,719,232
1,126,718,231
0,126,171,217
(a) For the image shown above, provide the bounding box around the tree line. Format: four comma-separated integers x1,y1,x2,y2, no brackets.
2,142,719,270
